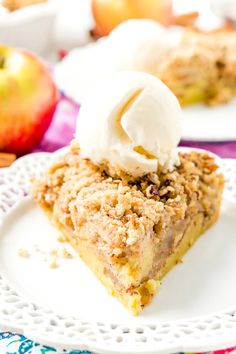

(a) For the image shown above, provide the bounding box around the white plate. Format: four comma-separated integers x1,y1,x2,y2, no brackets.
182,99,236,142
0,149,236,354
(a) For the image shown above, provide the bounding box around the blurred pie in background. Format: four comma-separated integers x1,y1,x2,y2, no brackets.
55,21,236,109
158,28,236,106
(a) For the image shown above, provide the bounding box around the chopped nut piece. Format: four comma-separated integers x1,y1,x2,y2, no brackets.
159,186,175,197
146,184,160,198
148,173,160,186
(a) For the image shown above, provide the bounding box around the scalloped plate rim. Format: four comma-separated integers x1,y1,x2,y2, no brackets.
0,148,236,354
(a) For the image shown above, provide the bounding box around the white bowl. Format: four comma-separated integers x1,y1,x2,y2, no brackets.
0,0,59,57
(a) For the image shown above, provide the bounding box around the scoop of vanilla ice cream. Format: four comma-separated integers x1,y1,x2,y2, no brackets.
76,72,181,177
105,19,171,75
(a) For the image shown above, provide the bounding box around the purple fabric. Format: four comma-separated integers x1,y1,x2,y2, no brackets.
180,141,236,159
33,96,236,158
32,96,80,153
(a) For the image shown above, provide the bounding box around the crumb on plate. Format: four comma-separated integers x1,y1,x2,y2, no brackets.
62,248,73,259
18,248,30,258
50,249,58,256
50,257,58,269
57,233,66,243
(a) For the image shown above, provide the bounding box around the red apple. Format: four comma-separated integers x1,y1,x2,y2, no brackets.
92,0,173,36
0,45,59,155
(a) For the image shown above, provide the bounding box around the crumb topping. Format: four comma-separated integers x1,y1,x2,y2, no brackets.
32,144,224,264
